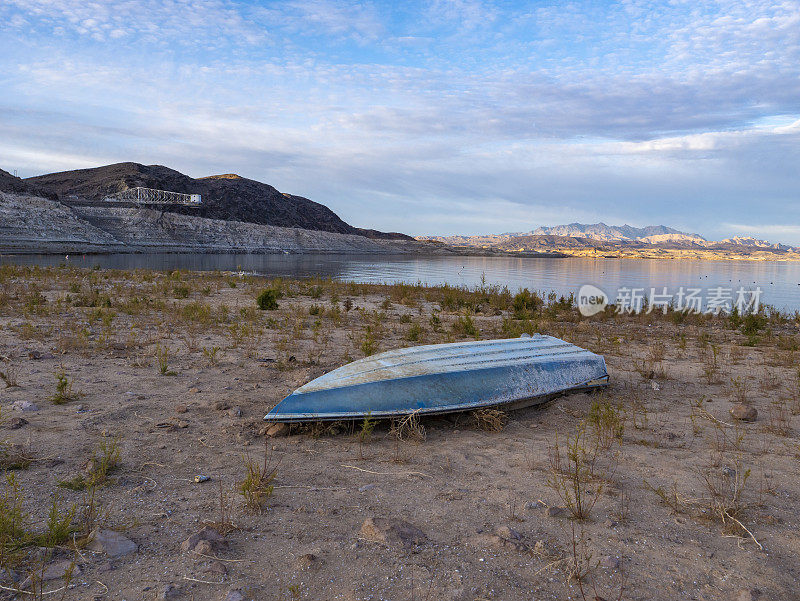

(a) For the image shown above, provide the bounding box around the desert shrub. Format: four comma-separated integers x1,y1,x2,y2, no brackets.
256,288,280,310
512,289,542,318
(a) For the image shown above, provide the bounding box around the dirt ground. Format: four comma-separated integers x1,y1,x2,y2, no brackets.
0,266,798,601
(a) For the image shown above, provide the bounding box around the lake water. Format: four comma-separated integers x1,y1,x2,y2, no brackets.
3,252,800,312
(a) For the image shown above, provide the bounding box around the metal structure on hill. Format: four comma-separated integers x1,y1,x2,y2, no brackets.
104,187,201,206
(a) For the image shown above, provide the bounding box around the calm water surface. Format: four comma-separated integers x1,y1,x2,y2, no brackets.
3,253,800,312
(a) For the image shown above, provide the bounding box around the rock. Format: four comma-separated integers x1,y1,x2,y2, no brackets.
181,526,227,554
188,387,200,394
214,400,231,411
20,561,80,588
97,561,114,573
228,406,243,418
358,484,375,492
158,584,181,600
175,405,188,414
730,404,757,422
28,350,42,360
194,539,215,556
6,417,28,430
295,552,319,570
200,560,228,577
494,525,522,540
263,422,289,438
359,517,427,549
722,467,737,478
600,555,620,569
547,506,567,518
11,400,38,412
87,529,137,557
729,590,761,601
223,591,244,601
651,381,660,391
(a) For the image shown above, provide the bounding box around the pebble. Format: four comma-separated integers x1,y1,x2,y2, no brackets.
359,517,427,549
600,555,620,569
223,591,245,601
175,404,188,414
228,406,243,418
158,584,181,600
729,590,761,601
547,506,567,518
6,417,28,430
722,467,737,478
11,400,39,412
358,484,375,492
730,404,757,421
214,400,231,411
263,422,289,438
87,529,138,557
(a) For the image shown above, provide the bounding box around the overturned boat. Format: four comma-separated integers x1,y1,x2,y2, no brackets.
264,335,608,422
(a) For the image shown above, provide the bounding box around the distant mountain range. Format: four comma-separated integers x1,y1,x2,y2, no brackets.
2,163,409,240
420,222,799,257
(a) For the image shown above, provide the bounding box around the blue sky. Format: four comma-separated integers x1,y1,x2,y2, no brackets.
1,1,799,242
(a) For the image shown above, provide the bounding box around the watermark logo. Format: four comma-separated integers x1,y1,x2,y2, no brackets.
578,284,609,317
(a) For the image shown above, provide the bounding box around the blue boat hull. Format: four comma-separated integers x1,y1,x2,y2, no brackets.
265,336,608,422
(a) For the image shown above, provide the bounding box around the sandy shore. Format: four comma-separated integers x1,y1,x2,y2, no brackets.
0,266,798,600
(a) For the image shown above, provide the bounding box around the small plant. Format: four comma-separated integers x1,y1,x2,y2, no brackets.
155,345,176,375
512,289,542,319
546,423,604,521
256,288,280,310
50,367,79,404
58,437,121,490
406,322,424,342
587,399,624,449
0,357,18,388
239,440,279,512
172,285,190,299
360,326,377,356
202,345,221,366
473,408,507,432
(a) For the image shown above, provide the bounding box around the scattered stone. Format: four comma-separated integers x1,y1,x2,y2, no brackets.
214,400,231,411
194,474,211,483
229,406,243,418
87,529,137,557
6,417,28,430
547,506,567,518
730,404,757,422
722,467,737,478
11,400,39,412
28,350,42,360
358,484,375,492
359,517,427,549
729,589,761,601
600,555,620,569
194,539,215,556
200,560,228,577
175,404,188,414
158,584,181,600
181,526,227,555
651,381,661,391
19,561,80,588
188,387,200,394
494,525,522,541
97,561,114,573
223,590,244,601
263,422,289,438
295,552,319,570
604,518,618,528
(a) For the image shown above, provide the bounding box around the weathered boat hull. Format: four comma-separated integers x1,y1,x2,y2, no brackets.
264,335,608,422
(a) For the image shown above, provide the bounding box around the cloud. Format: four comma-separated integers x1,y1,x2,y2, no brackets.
1,1,800,241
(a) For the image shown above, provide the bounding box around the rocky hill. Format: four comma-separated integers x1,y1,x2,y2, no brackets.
531,223,707,243
24,162,409,240
0,168,54,198
0,191,444,255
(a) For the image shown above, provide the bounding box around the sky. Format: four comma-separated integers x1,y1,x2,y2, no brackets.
1,1,799,243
